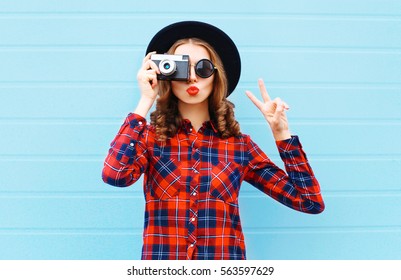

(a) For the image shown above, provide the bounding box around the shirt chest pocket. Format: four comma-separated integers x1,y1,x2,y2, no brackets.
148,156,181,200
209,161,242,203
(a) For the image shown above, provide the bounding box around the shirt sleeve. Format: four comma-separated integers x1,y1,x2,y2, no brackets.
102,113,149,187
244,135,325,214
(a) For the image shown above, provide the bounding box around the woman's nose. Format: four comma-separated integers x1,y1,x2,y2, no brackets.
188,64,198,83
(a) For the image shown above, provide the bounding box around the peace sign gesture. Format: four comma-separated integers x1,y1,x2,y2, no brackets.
245,79,292,141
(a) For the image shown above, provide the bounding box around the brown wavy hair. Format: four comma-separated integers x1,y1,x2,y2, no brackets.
150,38,241,141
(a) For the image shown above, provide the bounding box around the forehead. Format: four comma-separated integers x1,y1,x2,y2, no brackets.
173,43,210,61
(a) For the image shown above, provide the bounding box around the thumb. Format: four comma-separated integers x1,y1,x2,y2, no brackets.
273,100,286,118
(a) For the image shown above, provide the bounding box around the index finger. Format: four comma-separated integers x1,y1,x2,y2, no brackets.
143,51,157,64
142,52,160,73
258,78,271,103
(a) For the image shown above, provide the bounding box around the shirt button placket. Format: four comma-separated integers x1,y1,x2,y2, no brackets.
187,131,200,259
187,188,198,259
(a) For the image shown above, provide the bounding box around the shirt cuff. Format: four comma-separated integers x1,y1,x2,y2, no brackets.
113,113,147,147
126,113,147,128
276,135,302,152
276,135,310,163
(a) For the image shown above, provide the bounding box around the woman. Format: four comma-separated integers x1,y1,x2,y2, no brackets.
102,21,325,260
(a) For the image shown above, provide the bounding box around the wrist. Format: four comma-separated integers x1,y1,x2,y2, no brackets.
272,130,291,141
134,96,156,118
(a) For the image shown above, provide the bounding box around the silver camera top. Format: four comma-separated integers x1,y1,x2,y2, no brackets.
150,54,188,62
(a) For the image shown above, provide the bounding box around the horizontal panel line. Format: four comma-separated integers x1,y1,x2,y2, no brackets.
239,82,401,89
304,156,401,161
0,228,142,235
0,12,401,19
0,155,112,161
244,226,401,234
0,46,142,51
1,46,401,54
0,226,400,235
240,46,401,54
0,193,143,199
0,118,121,124
0,155,104,162
240,119,401,125
0,81,135,87
1,81,401,89
1,118,401,125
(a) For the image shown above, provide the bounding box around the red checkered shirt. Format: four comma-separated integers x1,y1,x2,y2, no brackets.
102,113,325,260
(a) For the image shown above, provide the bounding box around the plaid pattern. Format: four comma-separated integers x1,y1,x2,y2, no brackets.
102,113,325,260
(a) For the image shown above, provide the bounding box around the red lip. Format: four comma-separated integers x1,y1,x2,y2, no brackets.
186,86,199,96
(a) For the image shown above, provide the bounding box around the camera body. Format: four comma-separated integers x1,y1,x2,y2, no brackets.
151,54,190,81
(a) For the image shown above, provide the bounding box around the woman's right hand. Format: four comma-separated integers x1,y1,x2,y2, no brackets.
134,52,161,117
137,51,160,101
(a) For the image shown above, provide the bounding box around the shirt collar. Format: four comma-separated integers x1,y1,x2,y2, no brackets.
180,119,219,134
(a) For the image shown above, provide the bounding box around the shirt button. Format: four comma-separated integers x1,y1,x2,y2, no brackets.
138,121,143,125
190,244,194,247
129,143,134,147
192,192,197,196
189,128,193,132
193,169,199,174
191,217,196,222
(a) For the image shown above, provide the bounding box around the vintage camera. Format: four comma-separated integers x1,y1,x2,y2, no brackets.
151,54,190,81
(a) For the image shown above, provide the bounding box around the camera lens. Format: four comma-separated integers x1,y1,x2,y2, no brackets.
159,59,176,76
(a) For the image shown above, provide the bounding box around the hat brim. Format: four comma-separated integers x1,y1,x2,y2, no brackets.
146,21,241,96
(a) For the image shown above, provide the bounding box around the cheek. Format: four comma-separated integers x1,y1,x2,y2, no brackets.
205,77,214,90
170,81,180,93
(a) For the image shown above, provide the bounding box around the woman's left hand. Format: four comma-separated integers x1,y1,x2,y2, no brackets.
246,79,291,141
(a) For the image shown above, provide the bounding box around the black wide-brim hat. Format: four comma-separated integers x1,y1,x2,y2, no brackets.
146,21,241,96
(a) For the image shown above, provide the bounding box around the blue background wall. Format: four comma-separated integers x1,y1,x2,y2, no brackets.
1,0,400,260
